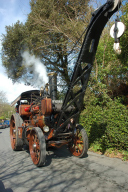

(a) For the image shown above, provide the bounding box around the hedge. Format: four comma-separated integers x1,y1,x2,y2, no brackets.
79,96,128,153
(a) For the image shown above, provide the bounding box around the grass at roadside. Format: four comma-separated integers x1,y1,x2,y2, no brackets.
89,144,128,161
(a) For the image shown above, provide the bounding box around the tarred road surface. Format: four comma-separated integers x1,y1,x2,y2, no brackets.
0,128,128,192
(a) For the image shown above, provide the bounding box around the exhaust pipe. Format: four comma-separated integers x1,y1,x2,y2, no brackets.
48,72,57,100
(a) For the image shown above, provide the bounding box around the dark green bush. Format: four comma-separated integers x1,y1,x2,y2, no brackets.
79,93,128,153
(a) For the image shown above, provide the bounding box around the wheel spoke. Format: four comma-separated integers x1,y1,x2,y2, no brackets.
36,144,40,150
69,126,88,157
76,144,83,152
29,130,40,165
76,139,83,144
29,127,46,167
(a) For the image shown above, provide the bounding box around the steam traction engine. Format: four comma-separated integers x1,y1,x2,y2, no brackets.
10,0,122,167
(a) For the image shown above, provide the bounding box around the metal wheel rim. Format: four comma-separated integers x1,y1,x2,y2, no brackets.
10,116,16,150
69,129,84,156
29,130,40,165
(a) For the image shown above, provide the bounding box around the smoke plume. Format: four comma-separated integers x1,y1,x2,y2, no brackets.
22,51,48,87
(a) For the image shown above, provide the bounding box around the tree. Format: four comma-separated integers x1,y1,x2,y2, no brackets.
119,2,128,67
89,0,128,100
2,21,27,83
0,91,14,119
2,0,91,86
0,91,7,103
79,2,128,153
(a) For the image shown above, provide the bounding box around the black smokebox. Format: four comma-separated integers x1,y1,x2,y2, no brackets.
48,72,57,100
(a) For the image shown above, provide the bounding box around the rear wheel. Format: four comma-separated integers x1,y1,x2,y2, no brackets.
29,127,46,167
69,125,88,157
10,113,23,151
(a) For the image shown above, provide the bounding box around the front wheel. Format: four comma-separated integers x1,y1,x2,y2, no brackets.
69,125,88,157
29,127,46,167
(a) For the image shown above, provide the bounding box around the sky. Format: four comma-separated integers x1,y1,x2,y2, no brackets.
0,0,36,104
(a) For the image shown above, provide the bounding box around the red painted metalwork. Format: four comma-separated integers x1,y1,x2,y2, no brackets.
24,107,30,112
26,128,31,142
30,115,45,129
47,129,54,140
69,130,84,157
48,141,69,148
31,105,39,113
41,98,52,115
19,105,31,116
29,129,40,165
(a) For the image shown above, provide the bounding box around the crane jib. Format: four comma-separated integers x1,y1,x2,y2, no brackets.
55,0,121,133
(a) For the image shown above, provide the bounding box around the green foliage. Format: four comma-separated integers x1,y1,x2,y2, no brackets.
94,30,128,97
91,1,128,101
2,21,27,82
122,150,128,161
119,2,128,66
80,2,128,155
2,0,90,85
80,88,128,153
0,91,15,119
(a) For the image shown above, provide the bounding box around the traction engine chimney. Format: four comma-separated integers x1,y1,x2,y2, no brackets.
48,72,57,100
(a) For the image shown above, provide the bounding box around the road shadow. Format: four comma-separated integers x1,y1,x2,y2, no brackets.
0,147,125,192
0,149,90,192
0,180,13,192
23,144,78,167
46,145,88,166
1,125,127,192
